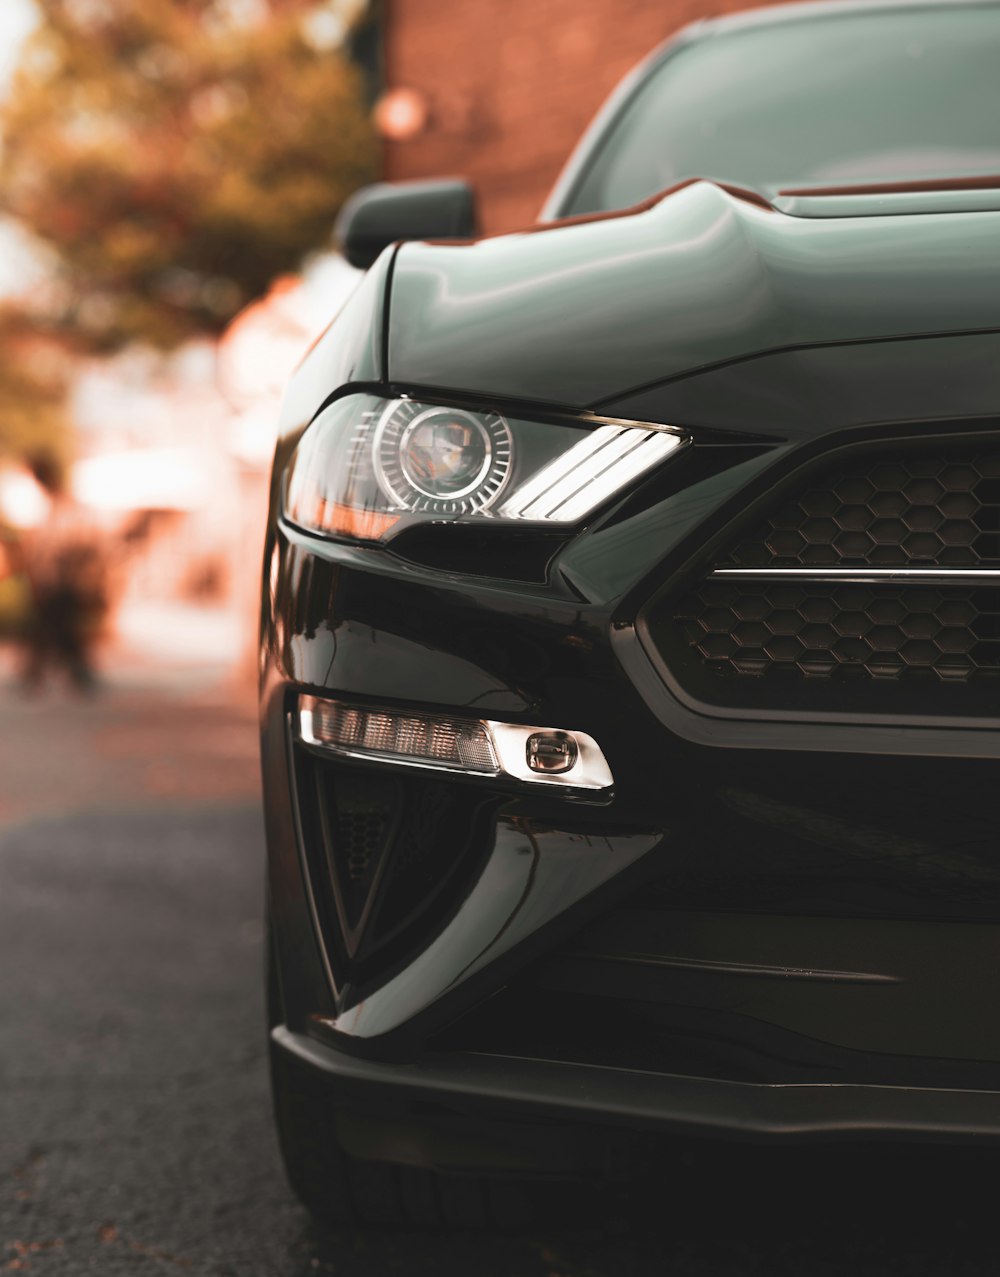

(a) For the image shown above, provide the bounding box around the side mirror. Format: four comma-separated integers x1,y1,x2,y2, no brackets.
335,179,477,270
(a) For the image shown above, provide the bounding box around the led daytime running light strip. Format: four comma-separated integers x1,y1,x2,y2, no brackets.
501,425,685,522
302,698,498,773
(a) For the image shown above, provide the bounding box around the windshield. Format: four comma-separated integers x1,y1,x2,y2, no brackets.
564,5,1000,214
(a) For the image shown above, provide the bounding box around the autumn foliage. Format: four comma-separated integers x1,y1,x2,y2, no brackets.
0,310,71,466
0,0,376,352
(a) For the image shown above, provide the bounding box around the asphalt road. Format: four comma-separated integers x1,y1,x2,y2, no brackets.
3,671,1000,1273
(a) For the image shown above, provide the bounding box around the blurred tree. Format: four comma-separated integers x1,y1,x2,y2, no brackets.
0,310,69,467
0,0,376,350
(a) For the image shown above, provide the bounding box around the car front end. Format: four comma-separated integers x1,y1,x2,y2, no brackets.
262,0,1000,1225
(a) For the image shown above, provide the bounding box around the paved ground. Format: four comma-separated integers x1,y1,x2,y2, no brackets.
2,613,1000,1274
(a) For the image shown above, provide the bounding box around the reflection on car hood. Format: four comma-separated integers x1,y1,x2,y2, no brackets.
386,179,1000,409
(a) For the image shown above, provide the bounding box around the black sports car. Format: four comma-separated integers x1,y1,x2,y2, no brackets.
262,0,1000,1227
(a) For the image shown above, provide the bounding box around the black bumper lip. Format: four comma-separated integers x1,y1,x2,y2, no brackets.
274,1025,1000,1145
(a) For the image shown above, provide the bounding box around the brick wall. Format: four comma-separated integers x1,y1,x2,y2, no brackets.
381,0,793,234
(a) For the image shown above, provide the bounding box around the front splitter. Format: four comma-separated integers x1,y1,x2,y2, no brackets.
274,1026,1000,1145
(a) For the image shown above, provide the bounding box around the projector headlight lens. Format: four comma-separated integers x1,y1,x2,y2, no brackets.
375,402,512,513
283,393,686,543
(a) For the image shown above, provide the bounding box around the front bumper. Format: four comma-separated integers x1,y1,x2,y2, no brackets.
274,1026,1000,1162
262,354,1000,1138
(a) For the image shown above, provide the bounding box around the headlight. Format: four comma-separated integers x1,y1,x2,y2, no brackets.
283,393,686,542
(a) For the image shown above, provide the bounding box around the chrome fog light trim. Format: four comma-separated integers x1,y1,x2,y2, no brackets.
487,721,613,791
298,696,614,792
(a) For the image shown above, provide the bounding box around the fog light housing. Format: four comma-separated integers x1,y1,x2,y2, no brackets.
526,731,578,774
298,696,613,794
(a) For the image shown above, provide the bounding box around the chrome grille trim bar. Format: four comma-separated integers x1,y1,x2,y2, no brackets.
711,568,1000,586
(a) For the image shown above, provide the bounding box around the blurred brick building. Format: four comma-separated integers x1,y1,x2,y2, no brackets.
379,0,791,234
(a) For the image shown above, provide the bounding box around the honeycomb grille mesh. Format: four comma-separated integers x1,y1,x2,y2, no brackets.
659,442,1000,698
337,809,388,883
674,582,1000,683
726,451,1000,567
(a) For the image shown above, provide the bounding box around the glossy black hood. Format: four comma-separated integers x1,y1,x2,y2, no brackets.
385,180,1000,410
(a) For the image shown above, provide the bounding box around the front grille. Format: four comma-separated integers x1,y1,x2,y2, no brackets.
648,437,1000,717
674,581,997,684
725,450,1000,568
